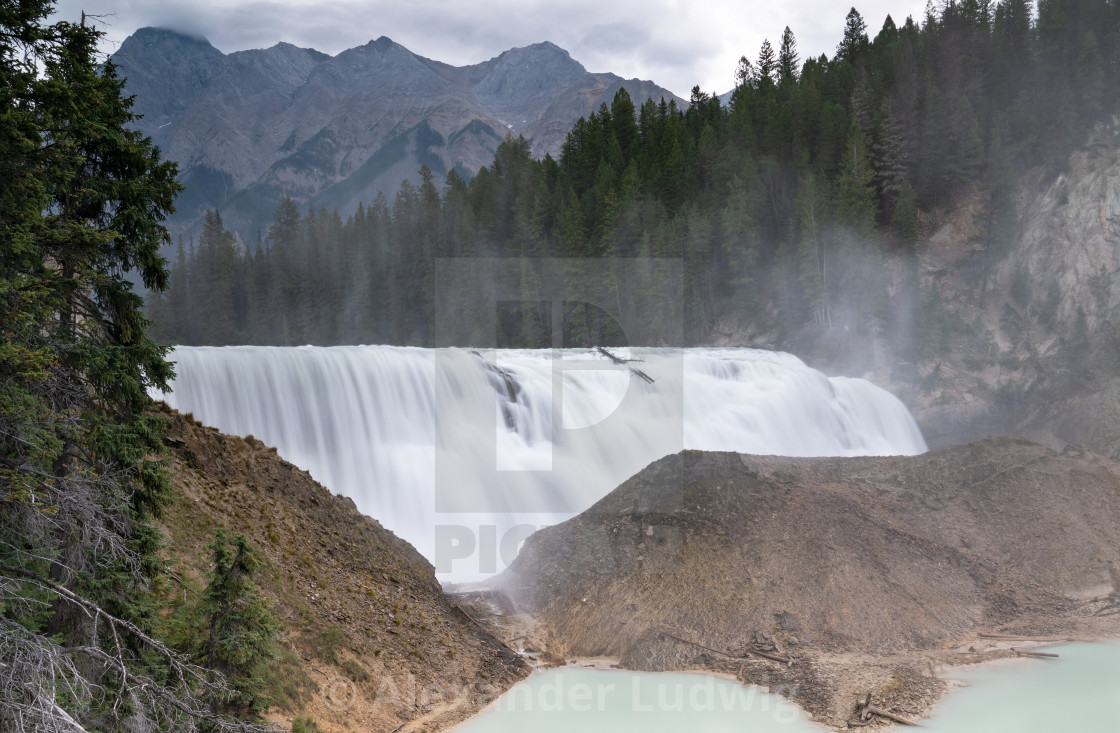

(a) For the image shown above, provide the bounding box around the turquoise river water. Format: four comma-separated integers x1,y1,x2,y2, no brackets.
452,642,1120,732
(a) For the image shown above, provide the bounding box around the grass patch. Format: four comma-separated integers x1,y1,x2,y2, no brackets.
262,647,316,712
314,626,346,665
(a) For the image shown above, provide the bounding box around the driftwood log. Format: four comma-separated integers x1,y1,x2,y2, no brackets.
658,628,794,666
1012,648,1060,659
848,693,923,727
978,633,1066,642
453,603,521,659
470,351,521,397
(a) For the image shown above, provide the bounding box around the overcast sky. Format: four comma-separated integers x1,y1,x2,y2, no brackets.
52,0,931,97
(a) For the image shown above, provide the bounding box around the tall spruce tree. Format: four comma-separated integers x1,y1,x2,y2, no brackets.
0,5,272,731
757,39,777,88
778,26,800,85
837,7,869,62
169,531,278,720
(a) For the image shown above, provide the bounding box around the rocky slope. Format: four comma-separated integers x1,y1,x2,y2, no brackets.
495,440,1120,727
113,28,679,241
157,407,527,732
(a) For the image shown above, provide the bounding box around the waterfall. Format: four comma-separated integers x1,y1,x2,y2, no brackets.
160,346,926,582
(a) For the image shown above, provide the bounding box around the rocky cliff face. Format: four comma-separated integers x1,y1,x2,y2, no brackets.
990,128,1120,454
113,28,679,241
898,123,1120,456
722,121,1120,458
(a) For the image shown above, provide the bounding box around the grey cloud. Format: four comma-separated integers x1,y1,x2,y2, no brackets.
51,0,932,98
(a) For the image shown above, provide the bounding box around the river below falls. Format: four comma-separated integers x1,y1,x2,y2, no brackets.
925,641,1120,732
450,642,1120,732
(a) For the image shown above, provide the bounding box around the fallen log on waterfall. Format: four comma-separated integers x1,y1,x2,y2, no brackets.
595,345,655,383
470,350,521,397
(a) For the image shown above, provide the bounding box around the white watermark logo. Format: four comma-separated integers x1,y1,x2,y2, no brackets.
321,670,802,724
433,257,685,514
321,676,358,712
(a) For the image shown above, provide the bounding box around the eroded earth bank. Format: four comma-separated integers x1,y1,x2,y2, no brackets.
472,439,1120,729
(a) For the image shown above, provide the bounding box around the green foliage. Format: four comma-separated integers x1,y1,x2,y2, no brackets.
314,625,346,665
0,4,273,731
341,658,370,683
837,7,869,62
258,643,316,713
292,717,322,733
167,531,279,721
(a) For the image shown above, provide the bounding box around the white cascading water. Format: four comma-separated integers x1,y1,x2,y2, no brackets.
159,346,926,582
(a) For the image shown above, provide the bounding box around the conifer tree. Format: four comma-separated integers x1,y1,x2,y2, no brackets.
757,39,777,88
1,5,272,731
186,531,278,719
834,125,878,233
838,7,869,62
778,26,800,85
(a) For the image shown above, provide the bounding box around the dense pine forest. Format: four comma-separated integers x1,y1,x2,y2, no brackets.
149,0,1120,351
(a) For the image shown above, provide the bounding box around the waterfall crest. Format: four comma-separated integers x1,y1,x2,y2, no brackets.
161,346,926,581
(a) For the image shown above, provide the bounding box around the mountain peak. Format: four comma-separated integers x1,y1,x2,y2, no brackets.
113,27,225,130
119,26,218,52
524,41,566,53
495,40,581,67
367,36,398,52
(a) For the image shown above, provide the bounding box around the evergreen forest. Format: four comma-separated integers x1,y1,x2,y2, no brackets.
149,1,1120,352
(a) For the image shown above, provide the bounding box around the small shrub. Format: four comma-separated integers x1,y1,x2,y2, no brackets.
1000,303,1023,343
341,658,370,683
919,363,941,394
261,648,315,712
292,718,321,733
1038,281,1061,326
315,627,346,665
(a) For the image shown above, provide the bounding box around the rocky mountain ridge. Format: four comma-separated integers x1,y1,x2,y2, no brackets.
112,28,680,240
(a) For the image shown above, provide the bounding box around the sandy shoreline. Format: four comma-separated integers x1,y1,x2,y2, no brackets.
439,589,1120,732
439,636,1120,732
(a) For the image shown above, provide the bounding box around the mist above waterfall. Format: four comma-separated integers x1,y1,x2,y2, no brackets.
160,345,925,581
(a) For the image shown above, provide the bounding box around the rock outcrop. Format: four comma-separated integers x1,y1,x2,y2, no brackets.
734,121,1120,458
